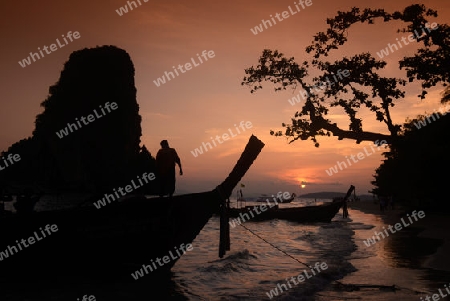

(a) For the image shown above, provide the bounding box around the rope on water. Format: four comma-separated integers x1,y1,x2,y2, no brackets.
238,224,428,296
238,222,312,269
332,280,429,294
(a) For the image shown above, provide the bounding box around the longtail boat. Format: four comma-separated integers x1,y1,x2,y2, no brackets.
0,135,264,282
226,185,355,223
255,192,296,203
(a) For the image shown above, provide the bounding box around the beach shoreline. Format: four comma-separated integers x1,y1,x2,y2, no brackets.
348,200,450,272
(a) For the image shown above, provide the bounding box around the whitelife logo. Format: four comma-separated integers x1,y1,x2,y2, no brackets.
325,140,387,176
376,22,438,59
420,283,450,301
115,0,149,16
131,243,194,280
413,103,450,129
363,210,425,247
0,224,58,261
250,0,313,35
190,121,253,158
55,102,118,139
18,31,81,68
228,192,293,228
287,69,350,106
266,261,328,299
76,295,96,301
0,153,21,172
93,172,156,209
153,50,215,87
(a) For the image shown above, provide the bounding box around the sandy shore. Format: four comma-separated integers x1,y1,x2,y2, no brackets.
348,200,450,272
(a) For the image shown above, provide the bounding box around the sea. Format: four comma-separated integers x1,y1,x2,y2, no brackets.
1,197,450,300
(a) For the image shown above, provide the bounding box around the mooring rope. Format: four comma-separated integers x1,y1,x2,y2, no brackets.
238,222,312,269
332,280,429,294
238,223,428,296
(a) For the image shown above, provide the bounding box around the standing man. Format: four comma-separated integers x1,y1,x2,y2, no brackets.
156,140,183,198
342,199,349,218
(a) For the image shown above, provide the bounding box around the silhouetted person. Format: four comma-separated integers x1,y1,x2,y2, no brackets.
156,140,183,198
342,199,349,218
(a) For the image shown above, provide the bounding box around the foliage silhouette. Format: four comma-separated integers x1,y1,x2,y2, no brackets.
242,4,450,147
371,111,450,208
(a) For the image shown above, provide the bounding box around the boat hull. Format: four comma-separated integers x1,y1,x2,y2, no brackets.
226,201,342,223
0,135,266,282
255,194,295,203
0,192,220,282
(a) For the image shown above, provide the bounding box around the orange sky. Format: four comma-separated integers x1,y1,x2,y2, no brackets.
1,0,449,196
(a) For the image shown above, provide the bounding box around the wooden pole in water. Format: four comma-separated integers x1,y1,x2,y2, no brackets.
217,135,265,258
342,185,354,218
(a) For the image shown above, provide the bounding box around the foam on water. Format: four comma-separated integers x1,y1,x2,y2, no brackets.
2,199,449,300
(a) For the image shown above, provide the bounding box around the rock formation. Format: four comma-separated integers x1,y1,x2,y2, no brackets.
1,45,156,194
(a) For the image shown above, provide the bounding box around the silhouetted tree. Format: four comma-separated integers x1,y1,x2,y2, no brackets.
442,86,450,103
242,4,450,147
371,111,450,209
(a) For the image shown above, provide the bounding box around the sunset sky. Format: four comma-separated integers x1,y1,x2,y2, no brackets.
1,0,449,197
